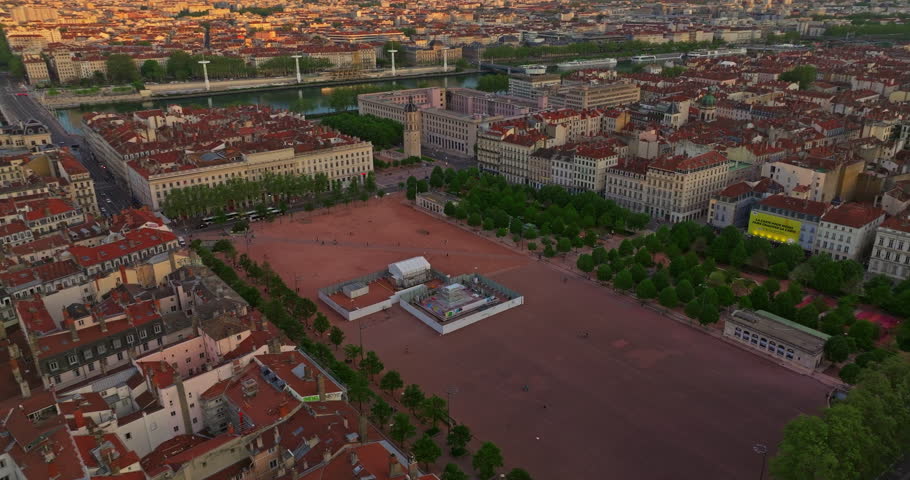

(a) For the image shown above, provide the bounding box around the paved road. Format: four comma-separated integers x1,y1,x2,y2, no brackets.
0,74,134,216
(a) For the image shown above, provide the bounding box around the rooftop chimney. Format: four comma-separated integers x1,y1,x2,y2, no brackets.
10,358,21,383
407,454,419,477
322,448,331,463
317,374,326,401
350,450,359,465
66,318,79,342
74,409,86,428
389,454,405,477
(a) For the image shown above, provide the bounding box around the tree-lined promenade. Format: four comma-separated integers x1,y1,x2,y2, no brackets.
194,238,535,479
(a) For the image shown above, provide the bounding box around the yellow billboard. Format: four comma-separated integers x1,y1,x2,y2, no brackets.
748,212,801,243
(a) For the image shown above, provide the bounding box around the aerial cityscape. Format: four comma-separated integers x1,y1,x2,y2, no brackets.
0,0,908,479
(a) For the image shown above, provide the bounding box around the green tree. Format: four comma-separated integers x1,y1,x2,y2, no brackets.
442,463,469,480
413,435,442,470
576,254,595,274
390,413,417,448
347,374,372,412
402,384,425,415
313,313,330,335
473,442,505,480
839,363,862,384
684,299,701,319
506,469,533,480
897,321,910,351
476,74,509,92
420,395,449,428
636,278,657,299
634,247,652,266
447,424,473,457
780,65,817,89
659,287,678,308
140,59,165,81
770,415,838,479
343,344,363,363
614,269,634,290
848,319,879,351
370,398,393,430
676,279,695,303
329,326,344,350
379,370,404,396
796,305,819,329
359,351,384,380
106,53,140,83
824,335,851,363
596,264,612,282
557,237,572,253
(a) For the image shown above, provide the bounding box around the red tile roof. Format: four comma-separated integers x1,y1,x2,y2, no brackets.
68,228,176,267
759,194,829,217
73,433,140,471
650,150,728,173
821,203,885,228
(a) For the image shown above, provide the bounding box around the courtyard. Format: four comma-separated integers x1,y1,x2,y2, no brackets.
200,194,829,478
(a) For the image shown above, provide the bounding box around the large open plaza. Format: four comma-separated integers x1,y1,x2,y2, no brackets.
202,194,830,478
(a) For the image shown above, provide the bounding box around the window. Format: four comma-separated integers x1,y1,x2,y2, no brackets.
139,330,147,339
126,335,135,344
173,426,179,432
125,433,132,440
87,363,95,372
269,459,280,470
97,344,106,355
117,352,124,361
171,411,176,416
49,361,59,371
153,324,162,334
53,375,61,384
68,354,78,365
193,417,198,424
84,350,93,360
113,338,121,348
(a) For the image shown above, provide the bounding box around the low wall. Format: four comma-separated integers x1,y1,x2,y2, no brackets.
401,299,445,334
318,290,354,321
439,295,524,334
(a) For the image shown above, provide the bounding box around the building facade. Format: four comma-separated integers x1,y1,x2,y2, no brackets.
868,216,910,281
813,203,885,262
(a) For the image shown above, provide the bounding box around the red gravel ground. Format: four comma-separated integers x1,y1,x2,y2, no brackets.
204,194,829,479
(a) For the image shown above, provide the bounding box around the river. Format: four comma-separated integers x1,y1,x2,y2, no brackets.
54,73,484,134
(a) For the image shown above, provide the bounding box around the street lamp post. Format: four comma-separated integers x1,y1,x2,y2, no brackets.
291,54,303,83
753,443,768,480
388,50,398,76
358,322,368,362
442,48,449,72
198,60,211,91
445,385,458,433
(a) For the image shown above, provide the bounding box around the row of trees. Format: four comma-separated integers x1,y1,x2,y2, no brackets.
0,26,24,78
320,113,403,149
196,242,532,479
438,170,650,240
322,84,405,112
162,170,381,222
482,39,723,62
257,55,333,76
476,74,509,93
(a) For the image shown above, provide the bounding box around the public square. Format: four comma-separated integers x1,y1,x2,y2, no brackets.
203,194,830,479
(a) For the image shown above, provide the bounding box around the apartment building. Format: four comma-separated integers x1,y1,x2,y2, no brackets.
359,87,542,158
868,216,910,281
23,55,51,85
645,151,731,223
508,73,561,99
300,44,377,69
403,43,463,65
707,178,783,229
761,154,865,203
0,119,52,151
548,83,642,110
749,194,831,251
10,5,57,23
83,105,373,211
50,51,80,83
535,142,619,193
813,203,885,262
605,159,649,213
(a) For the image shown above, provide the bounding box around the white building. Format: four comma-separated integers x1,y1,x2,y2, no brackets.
868,216,910,281
813,203,885,262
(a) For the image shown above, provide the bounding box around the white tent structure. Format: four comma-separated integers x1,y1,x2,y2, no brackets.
388,256,432,288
